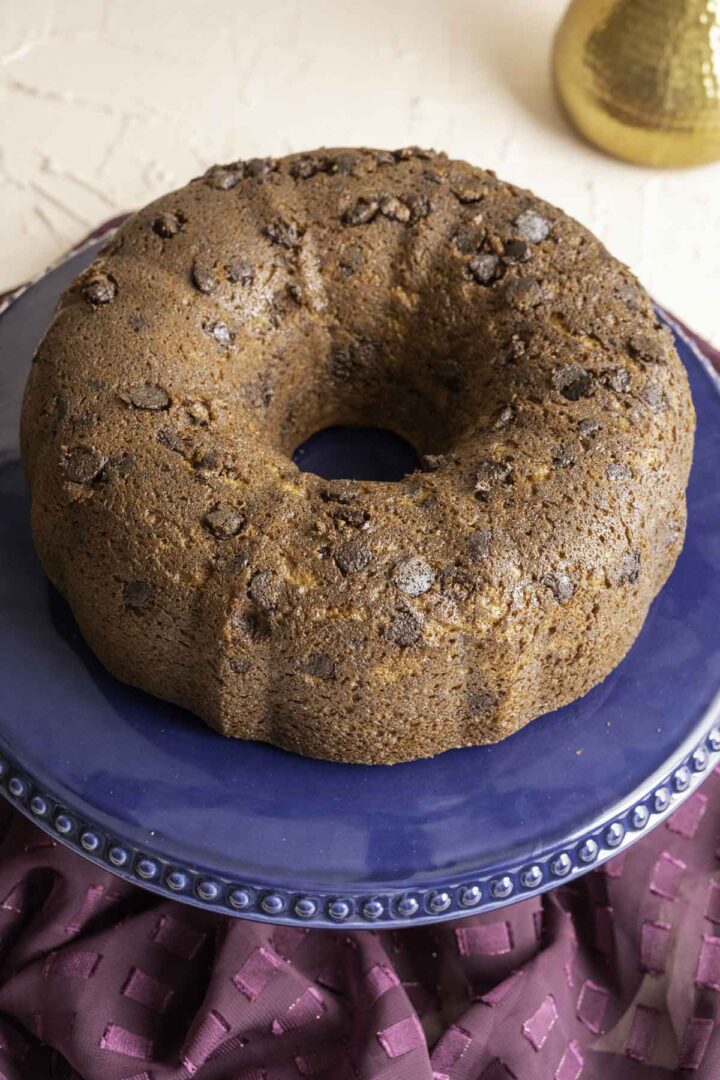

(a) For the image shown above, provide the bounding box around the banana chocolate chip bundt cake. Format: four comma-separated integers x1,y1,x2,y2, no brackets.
21,148,694,765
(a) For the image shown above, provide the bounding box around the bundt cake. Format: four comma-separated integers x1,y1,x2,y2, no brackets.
21,148,695,764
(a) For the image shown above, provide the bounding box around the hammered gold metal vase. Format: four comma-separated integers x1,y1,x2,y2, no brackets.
554,0,720,166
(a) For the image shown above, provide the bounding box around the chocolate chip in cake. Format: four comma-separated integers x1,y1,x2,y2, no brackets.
552,364,593,401
245,157,276,179
334,539,371,575
467,529,492,561
406,194,431,222
542,573,575,604
616,282,644,310
83,272,117,306
72,411,101,437
469,688,497,717
122,580,154,609
373,150,397,166
343,197,380,226
379,194,411,223
514,210,552,243
331,504,369,529
551,445,574,469
604,367,631,393
329,152,361,175
213,552,250,578
615,550,641,585
502,239,531,264
248,570,286,611
226,259,254,285
386,609,423,647
157,427,185,454
327,336,380,381
642,384,667,412
192,445,221,473
328,343,356,382
291,155,323,179
392,556,435,596
265,219,304,249
301,651,336,680
63,446,107,485
453,228,482,255
204,165,240,190
475,460,513,501
204,505,245,540
152,212,184,238
468,254,501,285
578,418,601,438
627,330,667,365
205,321,234,347
506,277,543,309
123,384,170,411
320,483,360,505
606,462,632,481
191,258,217,294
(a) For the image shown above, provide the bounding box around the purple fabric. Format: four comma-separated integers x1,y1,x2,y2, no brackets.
2,226,720,1078
0,764,715,1077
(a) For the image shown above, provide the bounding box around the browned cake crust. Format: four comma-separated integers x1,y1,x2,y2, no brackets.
21,148,695,765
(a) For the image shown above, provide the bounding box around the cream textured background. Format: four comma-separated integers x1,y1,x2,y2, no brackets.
1,0,719,343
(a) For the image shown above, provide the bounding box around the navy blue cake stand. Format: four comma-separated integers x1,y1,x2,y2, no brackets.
1,244,719,929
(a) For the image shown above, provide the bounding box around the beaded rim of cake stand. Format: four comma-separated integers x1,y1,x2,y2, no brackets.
0,722,717,928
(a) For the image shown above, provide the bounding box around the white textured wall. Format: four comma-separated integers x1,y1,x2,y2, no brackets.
1,0,719,343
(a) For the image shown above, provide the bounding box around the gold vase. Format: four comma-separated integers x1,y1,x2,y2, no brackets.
554,0,720,167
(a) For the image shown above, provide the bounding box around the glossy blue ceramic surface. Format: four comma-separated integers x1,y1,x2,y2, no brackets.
1,244,719,929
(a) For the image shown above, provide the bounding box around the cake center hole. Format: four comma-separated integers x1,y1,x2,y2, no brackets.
292,426,420,482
